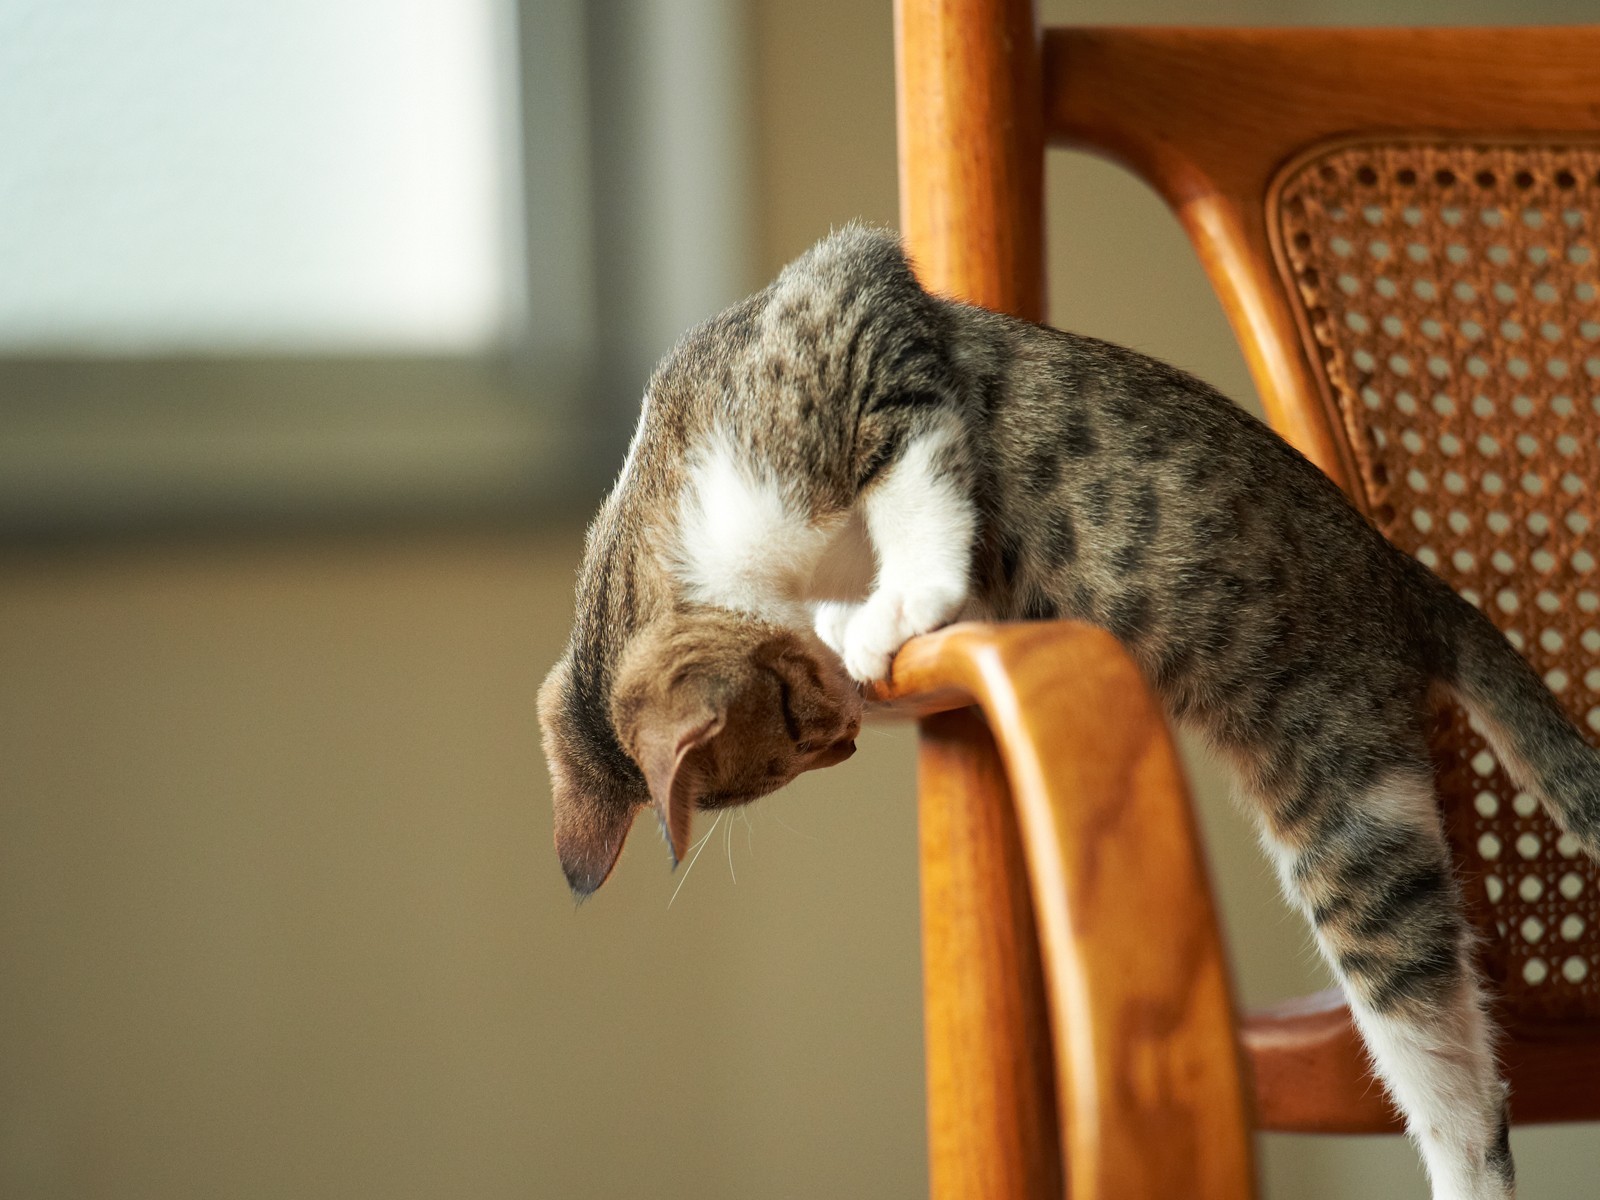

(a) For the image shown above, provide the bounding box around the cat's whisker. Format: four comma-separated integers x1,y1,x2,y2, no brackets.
769,809,818,843
725,813,737,884
667,813,723,909
741,809,755,856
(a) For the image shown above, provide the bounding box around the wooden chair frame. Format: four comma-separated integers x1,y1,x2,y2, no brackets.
888,3,1600,1198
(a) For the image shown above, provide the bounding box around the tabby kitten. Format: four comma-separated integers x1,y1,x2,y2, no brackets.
539,225,1600,1200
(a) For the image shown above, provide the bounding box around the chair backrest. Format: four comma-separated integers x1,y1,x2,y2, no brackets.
898,0,1600,1139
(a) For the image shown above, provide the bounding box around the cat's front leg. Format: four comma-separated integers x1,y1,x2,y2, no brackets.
813,600,859,659
841,425,975,682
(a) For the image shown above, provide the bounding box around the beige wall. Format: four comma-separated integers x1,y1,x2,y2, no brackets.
0,532,929,1198
4,2,1598,1198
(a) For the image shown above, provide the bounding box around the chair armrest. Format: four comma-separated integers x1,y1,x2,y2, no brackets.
874,621,1256,1200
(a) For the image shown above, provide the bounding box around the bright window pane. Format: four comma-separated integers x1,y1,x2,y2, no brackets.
0,0,516,352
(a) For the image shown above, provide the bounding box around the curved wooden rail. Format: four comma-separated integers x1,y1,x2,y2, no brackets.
1035,23,1600,1139
1042,25,1600,497
1242,990,1600,1132
895,6,1600,1179
876,621,1256,1200
882,621,1600,1153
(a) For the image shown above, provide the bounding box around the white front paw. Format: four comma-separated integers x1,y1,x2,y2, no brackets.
840,585,965,682
813,600,859,658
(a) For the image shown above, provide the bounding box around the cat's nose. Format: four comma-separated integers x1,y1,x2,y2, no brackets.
811,738,856,768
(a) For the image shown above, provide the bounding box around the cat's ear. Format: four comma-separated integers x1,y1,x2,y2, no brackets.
551,776,634,899
633,706,726,866
540,654,639,899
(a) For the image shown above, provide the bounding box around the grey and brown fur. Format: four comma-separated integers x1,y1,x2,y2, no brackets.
539,226,1600,1200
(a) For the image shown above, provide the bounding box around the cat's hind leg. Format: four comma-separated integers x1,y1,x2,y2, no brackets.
1261,764,1513,1200
839,423,976,682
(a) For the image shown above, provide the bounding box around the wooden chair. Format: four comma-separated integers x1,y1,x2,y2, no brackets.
885,3,1600,1197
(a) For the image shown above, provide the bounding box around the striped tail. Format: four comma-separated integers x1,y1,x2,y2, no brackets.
1441,588,1600,860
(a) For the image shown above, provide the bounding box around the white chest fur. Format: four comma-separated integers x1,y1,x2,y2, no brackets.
667,425,976,681
667,433,855,626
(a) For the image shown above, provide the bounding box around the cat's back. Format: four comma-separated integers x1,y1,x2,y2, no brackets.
958,309,1437,677
965,315,1360,548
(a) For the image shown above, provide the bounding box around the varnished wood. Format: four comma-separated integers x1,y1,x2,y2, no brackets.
1044,24,1600,494
897,11,1600,1190
896,4,1052,1195
1242,991,1600,1133
884,623,1257,1200
1239,990,1401,1133
895,0,1043,320
1039,22,1600,1135
918,710,1062,1200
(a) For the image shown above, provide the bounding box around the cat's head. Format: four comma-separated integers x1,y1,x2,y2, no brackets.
538,609,862,898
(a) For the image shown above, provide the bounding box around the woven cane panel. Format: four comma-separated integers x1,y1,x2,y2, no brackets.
1273,142,1600,1025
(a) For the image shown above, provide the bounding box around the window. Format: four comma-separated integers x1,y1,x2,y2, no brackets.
0,0,754,532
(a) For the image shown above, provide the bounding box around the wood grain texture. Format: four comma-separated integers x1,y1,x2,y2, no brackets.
1242,990,1600,1133
895,0,1043,320
1044,24,1600,492
881,623,1257,1200
897,4,1054,1195
1239,990,1401,1133
899,10,1600,1183
919,710,1062,1200
1040,23,1600,1135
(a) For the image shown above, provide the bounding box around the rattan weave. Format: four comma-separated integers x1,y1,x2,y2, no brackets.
1273,141,1600,1025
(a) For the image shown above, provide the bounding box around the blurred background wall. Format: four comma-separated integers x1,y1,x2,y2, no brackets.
3,1,1597,1197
